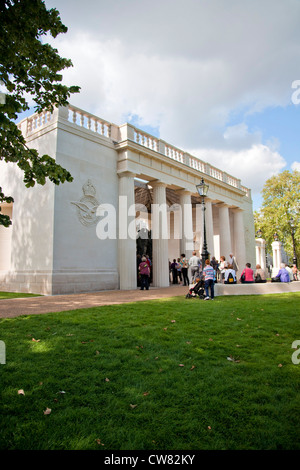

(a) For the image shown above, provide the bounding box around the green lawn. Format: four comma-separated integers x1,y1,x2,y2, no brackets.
0,293,299,450
0,291,40,299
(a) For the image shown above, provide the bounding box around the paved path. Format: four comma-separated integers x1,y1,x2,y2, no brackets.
0,285,188,319
1,282,299,319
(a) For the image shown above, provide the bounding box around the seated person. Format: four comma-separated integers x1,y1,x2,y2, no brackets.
254,264,267,283
240,263,254,283
274,263,290,283
224,264,237,284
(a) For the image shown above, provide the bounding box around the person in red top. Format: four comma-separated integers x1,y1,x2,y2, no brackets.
240,263,254,283
139,256,150,290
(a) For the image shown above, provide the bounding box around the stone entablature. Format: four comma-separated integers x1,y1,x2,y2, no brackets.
17,105,251,199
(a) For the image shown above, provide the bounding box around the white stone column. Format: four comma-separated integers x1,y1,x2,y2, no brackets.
151,182,170,287
218,204,232,260
255,238,266,271
178,190,193,259
118,171,137,290
272,240,282,277
205,200,214,258
232,208,246,272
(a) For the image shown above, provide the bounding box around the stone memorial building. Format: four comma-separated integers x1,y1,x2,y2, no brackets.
0,105,255,295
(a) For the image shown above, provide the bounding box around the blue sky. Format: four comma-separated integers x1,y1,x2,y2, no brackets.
15,0,300,211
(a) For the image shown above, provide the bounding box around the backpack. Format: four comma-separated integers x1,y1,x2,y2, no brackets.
228,272,234,283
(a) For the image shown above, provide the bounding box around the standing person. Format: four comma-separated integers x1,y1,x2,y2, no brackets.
170,259,178,284
177,258,182,284
292,264,299,281
189,251,201,282
139,256,150,290
180,254,190,286
229,253,239,273
285,264,293,281
203,259,215,300
240,263,254,283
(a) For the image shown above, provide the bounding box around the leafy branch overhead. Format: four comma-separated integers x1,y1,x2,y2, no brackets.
0,0,80,226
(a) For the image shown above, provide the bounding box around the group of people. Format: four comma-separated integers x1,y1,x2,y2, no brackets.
170,254,190,286
138,250,299,293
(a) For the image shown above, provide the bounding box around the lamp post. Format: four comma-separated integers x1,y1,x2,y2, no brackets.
196,178,209,269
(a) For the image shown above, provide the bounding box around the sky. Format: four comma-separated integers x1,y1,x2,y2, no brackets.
23,0,300,210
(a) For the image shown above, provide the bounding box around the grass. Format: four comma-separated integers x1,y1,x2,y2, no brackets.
0,292,40,299
0,292,299,450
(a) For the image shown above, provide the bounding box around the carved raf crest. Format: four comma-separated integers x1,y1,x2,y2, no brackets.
71,180,100,226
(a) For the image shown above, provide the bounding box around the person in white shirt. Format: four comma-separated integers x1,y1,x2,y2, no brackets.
224,264,237,284
189,251,201,282
285,264,293,281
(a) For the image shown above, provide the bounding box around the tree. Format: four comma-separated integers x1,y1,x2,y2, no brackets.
0,0,80,227
254,170,300,266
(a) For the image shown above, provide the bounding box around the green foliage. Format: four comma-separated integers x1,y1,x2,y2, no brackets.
255,170,300,263
0,294,299,450
0,0,80,226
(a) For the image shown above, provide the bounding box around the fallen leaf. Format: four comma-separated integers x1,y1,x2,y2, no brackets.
236,318,242,321
209,338,213,341
18,389,25,395
96,439,104,446
57,391,66,394
105,378,110,382
44,408,51,415
208,426,212,430
190,365,196,370
130,404,138,409
179,364,184,367
278,364,283,368
227,355,240,363
163,327,168,331
186,341,191,344
143,392,149,396
171,320,176,323
32,338,40,342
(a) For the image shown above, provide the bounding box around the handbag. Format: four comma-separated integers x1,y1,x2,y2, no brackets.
240,273,245,282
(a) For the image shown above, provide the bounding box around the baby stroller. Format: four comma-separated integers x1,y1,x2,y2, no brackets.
185,278,205,299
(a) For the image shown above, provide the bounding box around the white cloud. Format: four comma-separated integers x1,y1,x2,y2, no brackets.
43,0,300,200
191,144,286,193
291,161,300,172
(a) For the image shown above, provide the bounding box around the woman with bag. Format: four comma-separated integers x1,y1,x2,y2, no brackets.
254,264,267,283
240,263,254,283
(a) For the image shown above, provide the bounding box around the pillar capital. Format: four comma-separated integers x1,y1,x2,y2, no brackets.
117,170,136,179
149,180,167,189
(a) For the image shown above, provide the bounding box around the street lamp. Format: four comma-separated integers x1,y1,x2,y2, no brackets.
196,178,209,269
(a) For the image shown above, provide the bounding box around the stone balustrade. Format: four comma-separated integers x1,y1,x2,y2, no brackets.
17,104,250,197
